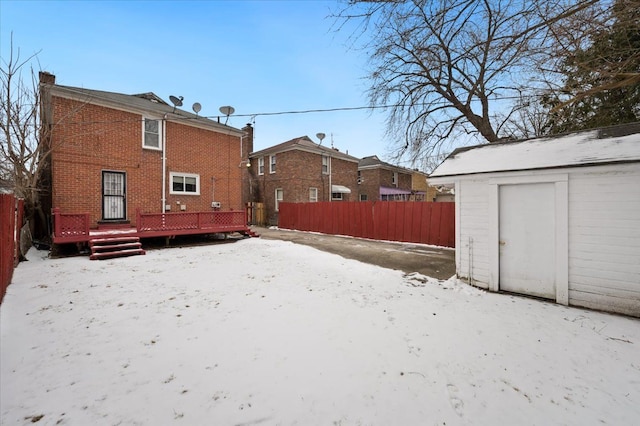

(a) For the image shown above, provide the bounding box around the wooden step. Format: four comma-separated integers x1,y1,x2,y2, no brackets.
89,236,146,260
90,236,140,245
91,242,143,252
241,229,260,238
90,248,146,260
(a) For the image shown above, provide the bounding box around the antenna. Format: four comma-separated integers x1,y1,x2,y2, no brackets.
316,133,326,145
192,102,202,116
219,105,235,124
169,95,183,113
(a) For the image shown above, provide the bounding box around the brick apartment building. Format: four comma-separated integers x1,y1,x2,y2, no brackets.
248,136,359,225
40,72,251,230
357,155,429,201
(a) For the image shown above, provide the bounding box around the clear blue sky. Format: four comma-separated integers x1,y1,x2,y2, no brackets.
1,0,403,162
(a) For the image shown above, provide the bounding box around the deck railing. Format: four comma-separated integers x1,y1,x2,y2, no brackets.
136,210,246,235
51,208,248,243
52,208,91,243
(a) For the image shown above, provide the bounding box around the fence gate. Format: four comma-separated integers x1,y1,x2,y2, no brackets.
248,202,266,226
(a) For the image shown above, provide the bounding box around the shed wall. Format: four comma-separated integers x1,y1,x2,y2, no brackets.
568,164,640,316
457,180,491,288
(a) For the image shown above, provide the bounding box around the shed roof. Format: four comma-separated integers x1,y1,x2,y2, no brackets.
430,124,640,179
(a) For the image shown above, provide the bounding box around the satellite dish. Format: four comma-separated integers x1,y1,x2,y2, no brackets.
219,105,235,124
219,106,235,116
169,95,183,107
192,102,202,115
316,133,326,144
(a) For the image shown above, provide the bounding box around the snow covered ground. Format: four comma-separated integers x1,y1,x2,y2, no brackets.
1,237,639,425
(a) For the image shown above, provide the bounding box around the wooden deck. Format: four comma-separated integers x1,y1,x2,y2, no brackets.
52,208,253,244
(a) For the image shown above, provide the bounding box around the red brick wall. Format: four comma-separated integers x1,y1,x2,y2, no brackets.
357,167,413,201
50,96,242,227
250,150,358,225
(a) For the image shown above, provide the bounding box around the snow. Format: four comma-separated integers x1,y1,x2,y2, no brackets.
429,130,640,180
2,238,639,425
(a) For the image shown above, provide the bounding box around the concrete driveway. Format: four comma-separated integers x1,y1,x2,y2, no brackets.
251,226,456,280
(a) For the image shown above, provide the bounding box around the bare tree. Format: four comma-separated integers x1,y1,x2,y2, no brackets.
333,0,600,161
0,38,50,239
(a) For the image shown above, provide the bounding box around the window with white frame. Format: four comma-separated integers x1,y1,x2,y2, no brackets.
322,156,329,174
270,155,276,173
332,192,343,201
392,171,398,186
309,187,318,202
275,188,284,211
143,118,162,150
170,172,200,195
359,194,368,201
258,157,265,175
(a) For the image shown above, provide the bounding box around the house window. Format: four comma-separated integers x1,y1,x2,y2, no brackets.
170,172,200,195
275,188,283,211
392,172,398,187
270,155,276,173
143,118,161,150
309,187,318,202
360,194,368,201
258,157,264,175
332,192,343,201
322,156,329,174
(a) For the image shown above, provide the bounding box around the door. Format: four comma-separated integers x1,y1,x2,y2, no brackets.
102,171,126,220
499,183,555,299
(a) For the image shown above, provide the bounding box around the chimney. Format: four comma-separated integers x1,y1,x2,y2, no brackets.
39,71,56,85
242,123,254,158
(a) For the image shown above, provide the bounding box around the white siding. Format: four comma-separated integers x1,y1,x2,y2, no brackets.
568,164,640,317
458,181,490,288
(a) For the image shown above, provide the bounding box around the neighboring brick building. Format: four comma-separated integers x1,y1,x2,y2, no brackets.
248,136,359,225
40,72,251,229
358,155,429,201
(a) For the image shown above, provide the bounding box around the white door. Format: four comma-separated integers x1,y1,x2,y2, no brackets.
499,183,556,299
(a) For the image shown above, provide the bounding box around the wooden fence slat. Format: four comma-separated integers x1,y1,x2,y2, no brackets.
1,194,22,304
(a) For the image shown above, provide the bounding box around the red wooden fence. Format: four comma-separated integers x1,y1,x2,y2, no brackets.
278,201,455,247
1,194,24,304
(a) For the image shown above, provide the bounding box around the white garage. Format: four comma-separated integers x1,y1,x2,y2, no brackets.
429,124,640,317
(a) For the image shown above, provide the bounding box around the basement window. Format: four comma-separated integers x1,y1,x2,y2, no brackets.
170,172,200,195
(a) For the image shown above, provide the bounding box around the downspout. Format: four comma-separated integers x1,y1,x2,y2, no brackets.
329,154,332,202
329,134,333,202
161,114,168,212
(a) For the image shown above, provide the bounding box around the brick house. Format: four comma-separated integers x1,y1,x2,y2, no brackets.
357,155,428,201
248,136,359,225
40,72,253,248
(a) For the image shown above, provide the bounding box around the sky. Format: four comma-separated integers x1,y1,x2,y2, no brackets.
2,236,639,424
0,0,413,163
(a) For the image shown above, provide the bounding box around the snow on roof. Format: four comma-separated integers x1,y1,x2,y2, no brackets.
430,125,640,179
